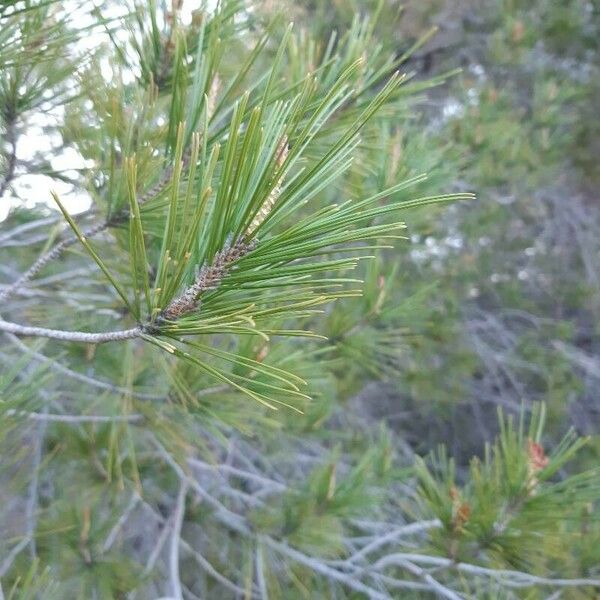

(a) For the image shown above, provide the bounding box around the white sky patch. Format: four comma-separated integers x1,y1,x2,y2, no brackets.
2,0,222,223
5,103,95,219
442,98,464,120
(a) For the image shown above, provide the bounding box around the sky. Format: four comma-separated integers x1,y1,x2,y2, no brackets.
1,0,216,222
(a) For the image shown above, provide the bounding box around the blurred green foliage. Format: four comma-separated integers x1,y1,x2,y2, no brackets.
1,0,599,598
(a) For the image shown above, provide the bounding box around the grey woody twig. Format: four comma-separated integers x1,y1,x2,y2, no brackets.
139,496,256,597
169,481,188,600
5,410,144,423
384,558,465,600
153,439,249,535
0,538,30,577
187,457,288,493
102,493,140,553
263,537,391,600
143,511,174,576
25,411,46,561
345,520,441,564
372,553,600,589
0,216,58,245
182,537,253,597
0,318,141,343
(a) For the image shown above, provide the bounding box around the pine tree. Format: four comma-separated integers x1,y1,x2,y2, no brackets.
0,1,598,598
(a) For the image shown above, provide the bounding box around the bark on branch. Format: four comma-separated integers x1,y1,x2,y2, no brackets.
0,318,141,344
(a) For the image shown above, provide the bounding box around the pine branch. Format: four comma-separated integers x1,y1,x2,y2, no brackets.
160,136,287,322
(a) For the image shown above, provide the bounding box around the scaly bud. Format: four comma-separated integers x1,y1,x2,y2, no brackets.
526,438,549,495
161,237,257,320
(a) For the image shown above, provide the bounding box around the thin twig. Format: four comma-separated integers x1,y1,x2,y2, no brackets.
0,216,58,245
102,493,140,553
256,543,269,600
264,537,391,600
5,410,144,423
170,481,188,600
143,513,174,576
182,537,253,598
0,538,30,577
383,557,464,600
345,520,441,564
140,496,257,597
153,439,250,535
0,319,141,343
25,409,47,561
187,458,287,493
373,553,600,589
553,341,600,379
361,571,433,593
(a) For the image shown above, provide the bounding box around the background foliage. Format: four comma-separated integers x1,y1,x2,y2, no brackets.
0,0,598,598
